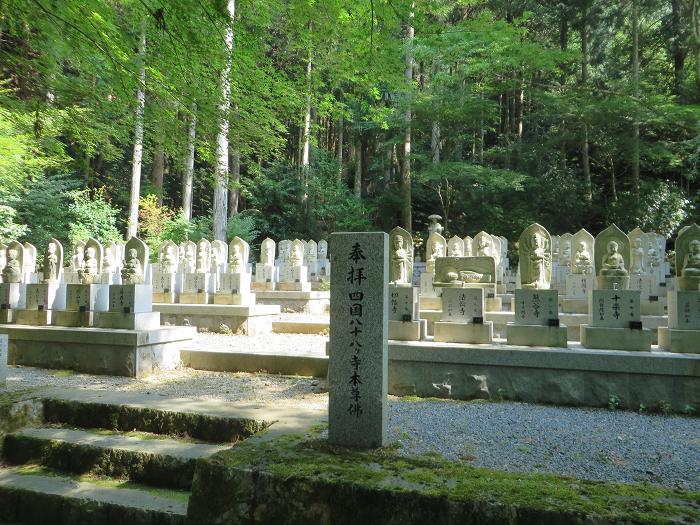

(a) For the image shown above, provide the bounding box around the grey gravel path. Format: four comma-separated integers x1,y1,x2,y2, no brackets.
387,399,700,490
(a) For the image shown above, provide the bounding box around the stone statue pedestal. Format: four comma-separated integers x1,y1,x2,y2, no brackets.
278,266,311,292
63,270,81,285
53,283,110,327
433,287,492,344
506,289,567,348
213,272,255,306
152,268,181,304
99,271,119,285
658,290,700,354
180,273,212,304
419,272,436,298
388,285,423,341
14,283,67,326
253,263,277,291
99,284,159,330
629,274,659,299
434,321,493,344
0,283,27,324
580,289,652,351
317,258,330,282
565,274,594,298
596,275,630,290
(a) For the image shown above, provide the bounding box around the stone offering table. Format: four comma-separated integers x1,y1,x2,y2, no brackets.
0,324,195,378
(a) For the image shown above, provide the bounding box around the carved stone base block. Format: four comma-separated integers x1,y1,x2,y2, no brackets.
14,309,53,326
596,275,630,290
506,323,568,348
212,292,256,306
388,320,425,341
658,327,700,354
98,311,161,330
580,325,652,352
52,310,98,328
433,321,493,344
178,292,211,304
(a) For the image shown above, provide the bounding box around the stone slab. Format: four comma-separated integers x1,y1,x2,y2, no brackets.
108,284,152,314
52,309,99,328
513,289,559,326
328,231,388,449
0,283,26,309
0,334,6,385
154,303,280,335
219,272,252,294
433,321,493,344
580,325,652,352
272,320,329,334
562,298,588,314
13,309,53,326
668,290,700,330
506,323,568,348
277,281,312,292
0,325,195,377
181,349,328,378
65,283,109,312
254,290,329,314
178,292,211,304
565,273,594,298
388,320,423,341
183,272,211,294
98,311,161,330
388,286,418,322
212,292,256,306
658,327,700,354
25,283,66,311
419,296,442,311
589,289,641,328
440,288,484,323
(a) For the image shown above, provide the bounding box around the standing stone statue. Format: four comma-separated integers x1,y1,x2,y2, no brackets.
103,241,118,275
181,241,196,273
43,239,63,284
228,237,250,274
594,224,631,289
306,240,318,262
120,237,148,285
389,226,413,285
23,242,37,277
260,238,276,265
558,234,572,267
2,241,23,284
70,241,86,271
518,223,552,289
278,240,292,263
211,240,228,273
159,241,179,274
195,239,211,273
290,239,305,267
318,239,328,259
427,214,443,236
425,232,446,276
463,236,473,256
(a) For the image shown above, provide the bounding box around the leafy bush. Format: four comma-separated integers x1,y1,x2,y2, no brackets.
0,205,27,243
67,188,122,247
227,213,261,243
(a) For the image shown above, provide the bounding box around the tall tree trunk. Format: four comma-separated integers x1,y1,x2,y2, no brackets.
431,121,440,164
229,146,240,216
127,23,146,238
560,4,568,176
151,139,165,205
580,3,592,202
400,3,415,231
631,0,641,201
687,0,700,92
336,115,343,182
671,0,686,95
183,102,196,220
301,32,312,205
354,136,362,198
213,0,235,241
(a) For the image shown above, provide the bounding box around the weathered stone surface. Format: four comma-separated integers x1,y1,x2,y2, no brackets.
513,289,558,326
439,287,483,323
0,335,6,385
388,285,417,321
328,232,388,448
588,289,640,328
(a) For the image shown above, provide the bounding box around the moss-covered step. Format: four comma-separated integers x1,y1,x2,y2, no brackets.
0,465,186,525
41,397,271,443
186,429,700,525
2,427,228,490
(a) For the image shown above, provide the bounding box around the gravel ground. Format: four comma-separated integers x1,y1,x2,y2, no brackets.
6,366,698,489
387,400,700,490
191,332,328,356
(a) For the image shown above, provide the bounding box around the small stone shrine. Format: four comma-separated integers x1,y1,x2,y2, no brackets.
388,226,422,341
278,239,311,291
0,241,26,323
15,239,66,325
328,231,388,449
99,236,158,330
22,242,38,283
316,239,330,282
595,225,631,290
152,240,181,303
253,237,278,291
180,239,213,304
214,236,255,306
420,231,446,307
659,224,700,353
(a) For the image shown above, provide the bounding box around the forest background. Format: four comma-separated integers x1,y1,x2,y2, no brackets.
1,0,699,261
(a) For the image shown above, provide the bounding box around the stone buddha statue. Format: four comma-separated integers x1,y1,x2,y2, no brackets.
121,248,144,284
629,238,644,275
600,241,628,276
161,245,178,274
390,235,410,284
573,241,592,274
78,247,99,284
476,237,490,257
290,244,303,267
103,246,116,274
450,244,463,257
426,242,444,276
43,242,59,283
229,245,245,273
196,243,208,273
2,249,21,283
71,245,84,271
527,233,547,288
681,240,700,277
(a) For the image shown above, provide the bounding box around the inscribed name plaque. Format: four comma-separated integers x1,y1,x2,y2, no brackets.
0,335,7,385
440,288,483,323
514,289,558,326
388,286,417,322
328,232,388,449
668,291,700,330
589,290,641,328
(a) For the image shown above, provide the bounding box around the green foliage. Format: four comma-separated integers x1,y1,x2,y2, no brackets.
67,188,122,247
0,205,27,243
227,214,261,243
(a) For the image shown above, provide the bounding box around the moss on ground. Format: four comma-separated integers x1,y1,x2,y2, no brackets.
209,427,700,525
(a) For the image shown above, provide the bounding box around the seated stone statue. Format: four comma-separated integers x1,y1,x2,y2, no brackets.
681,240,700,277
647,248,661,269
78,247,99,284
229,245,245,273
450,245,463,257
161,246,178,274
290,245,303,267
600,241,628,276
574,241,592,274
121,248,144,284
2,249,22,283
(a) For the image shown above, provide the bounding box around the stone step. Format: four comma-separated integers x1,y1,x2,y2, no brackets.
41,392,272,443
271,320,329,334
3,427,227,490
0,466,186,525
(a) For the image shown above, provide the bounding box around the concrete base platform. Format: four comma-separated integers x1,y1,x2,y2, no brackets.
13,309,53,326
278,282,312,292
506,323,568,348
0,324,195,377
419,296,441,311
580,325,653,352
658,327,700,354
272,320,329,334
254,291,329,315
562,298,587,314
98,311,161,331
181,349,328,378
178,292,210,304
52,309,99,328
152,291,177,303
387,340,700,411
388,320,426,341
154,303,280,334
433,322,493,344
